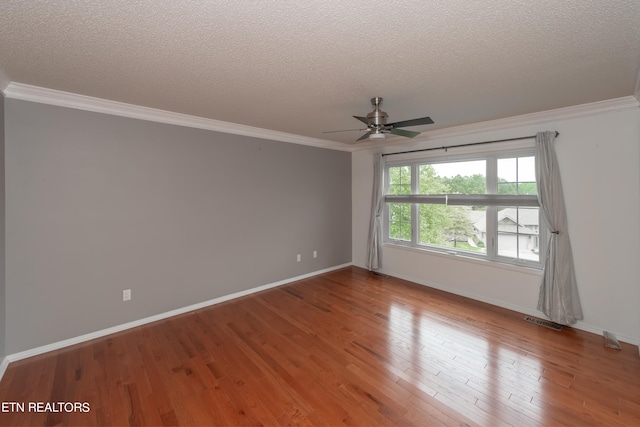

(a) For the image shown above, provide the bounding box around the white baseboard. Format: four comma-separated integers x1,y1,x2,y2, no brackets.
378,267,640,348
0,263,352,382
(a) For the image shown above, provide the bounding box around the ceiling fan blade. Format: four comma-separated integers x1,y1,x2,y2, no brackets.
356,131,372,141
389,116,434,128
323,128,366,133
389,128,420,138
353,116,370,125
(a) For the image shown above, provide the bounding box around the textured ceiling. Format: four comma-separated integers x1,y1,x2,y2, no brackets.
0,0,639,145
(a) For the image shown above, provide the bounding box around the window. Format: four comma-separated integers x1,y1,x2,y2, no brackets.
384,150,545,268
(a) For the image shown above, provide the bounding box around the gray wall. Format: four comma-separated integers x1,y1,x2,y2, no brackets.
5,99,351,354
0,94,5,361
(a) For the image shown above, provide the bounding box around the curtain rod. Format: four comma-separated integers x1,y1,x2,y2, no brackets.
381,131,559,157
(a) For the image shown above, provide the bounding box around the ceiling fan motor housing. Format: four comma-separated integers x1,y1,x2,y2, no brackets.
366,97,388,129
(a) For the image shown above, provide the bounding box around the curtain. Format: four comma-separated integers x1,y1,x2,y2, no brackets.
366,153,384,271
535,131,583,325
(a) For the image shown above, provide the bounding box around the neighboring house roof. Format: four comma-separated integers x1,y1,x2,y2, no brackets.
496,222,538,236
473,208,539,235
498,208,539,227
466,210,486,225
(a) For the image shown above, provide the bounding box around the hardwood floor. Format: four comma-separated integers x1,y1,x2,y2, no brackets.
1,266,639,426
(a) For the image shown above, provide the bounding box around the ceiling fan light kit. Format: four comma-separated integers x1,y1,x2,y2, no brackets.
326,97,434,143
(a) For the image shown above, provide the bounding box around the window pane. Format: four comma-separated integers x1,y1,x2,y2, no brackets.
419,205,486,253
419,204,450,245
497,207,540,262
498,156,537,195
389,166,411,195
420,160,486,194
389,203,412,241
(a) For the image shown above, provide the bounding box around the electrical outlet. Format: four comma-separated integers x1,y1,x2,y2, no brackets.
123,289,131,301
297,254,301,262
313,250,317,258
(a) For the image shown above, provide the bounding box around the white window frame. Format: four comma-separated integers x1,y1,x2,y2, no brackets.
383,147,546,269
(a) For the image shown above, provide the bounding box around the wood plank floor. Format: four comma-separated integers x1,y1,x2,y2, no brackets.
1,266,639,426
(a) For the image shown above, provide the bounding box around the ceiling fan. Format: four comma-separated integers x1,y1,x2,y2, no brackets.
325,97,434,142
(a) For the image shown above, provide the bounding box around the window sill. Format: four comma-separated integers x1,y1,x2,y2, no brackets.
383,242,544,277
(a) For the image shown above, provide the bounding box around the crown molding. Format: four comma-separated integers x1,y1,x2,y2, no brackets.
3,82,638,153
430,96,640,137
3,82,351,152
634,61,640,102
351,96,640,152
0,68,10,95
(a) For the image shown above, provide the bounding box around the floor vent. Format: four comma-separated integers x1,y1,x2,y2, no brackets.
524,316,563,331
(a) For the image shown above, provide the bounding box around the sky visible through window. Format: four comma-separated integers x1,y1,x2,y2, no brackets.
431,157,535,182
431,161,484,178
498,157,535,182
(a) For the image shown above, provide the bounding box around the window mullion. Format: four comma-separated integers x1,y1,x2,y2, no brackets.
411,163,419,245
486,157,498,260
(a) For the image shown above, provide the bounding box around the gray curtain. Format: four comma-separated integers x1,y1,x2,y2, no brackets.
535,131,583,325
366,153,384,271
